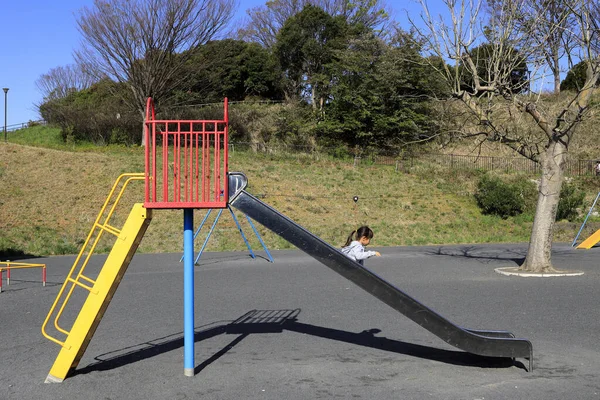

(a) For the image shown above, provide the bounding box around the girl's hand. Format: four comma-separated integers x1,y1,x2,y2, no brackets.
375,252,381,256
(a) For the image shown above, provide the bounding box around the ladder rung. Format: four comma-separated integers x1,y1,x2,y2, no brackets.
95,223,121,237
77,274,96,286
66,277,97,294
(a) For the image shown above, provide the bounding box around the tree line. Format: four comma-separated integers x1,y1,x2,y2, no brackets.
36,0,449,152
36,0,588,153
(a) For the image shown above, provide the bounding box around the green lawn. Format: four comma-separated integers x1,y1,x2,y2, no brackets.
1,126,597,257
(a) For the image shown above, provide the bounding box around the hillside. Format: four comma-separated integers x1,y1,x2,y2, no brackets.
0,130,596,257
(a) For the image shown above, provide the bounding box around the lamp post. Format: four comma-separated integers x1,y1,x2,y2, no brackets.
2,88,8,143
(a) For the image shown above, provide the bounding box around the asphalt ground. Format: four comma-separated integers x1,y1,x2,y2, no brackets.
1,243,599,400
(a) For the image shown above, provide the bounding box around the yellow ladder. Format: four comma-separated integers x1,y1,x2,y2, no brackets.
42,174,152,383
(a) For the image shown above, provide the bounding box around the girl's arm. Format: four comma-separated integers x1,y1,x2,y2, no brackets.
353,247,379,260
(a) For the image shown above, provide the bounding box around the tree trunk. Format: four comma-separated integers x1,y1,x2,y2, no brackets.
553,53,561,94
554,71,561,94
521,141,567,272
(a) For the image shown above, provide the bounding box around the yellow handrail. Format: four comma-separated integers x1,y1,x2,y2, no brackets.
42,173,145,347
0,262,47,268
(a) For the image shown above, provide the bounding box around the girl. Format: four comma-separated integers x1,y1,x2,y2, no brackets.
341,226,381,265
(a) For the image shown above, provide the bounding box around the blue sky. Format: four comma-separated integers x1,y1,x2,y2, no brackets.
0,0,420,126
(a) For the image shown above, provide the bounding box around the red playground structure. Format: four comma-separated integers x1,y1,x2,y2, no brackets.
144,97,229,209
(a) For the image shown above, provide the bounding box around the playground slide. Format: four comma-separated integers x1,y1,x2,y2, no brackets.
228,173,533,371
576,228,600,249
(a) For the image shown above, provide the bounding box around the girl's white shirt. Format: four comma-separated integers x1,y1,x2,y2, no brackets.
341,241,377,265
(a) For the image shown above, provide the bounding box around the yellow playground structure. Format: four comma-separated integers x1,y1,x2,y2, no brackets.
41,174,151,382
573,192,600,249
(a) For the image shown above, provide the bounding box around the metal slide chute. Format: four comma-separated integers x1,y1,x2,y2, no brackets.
227,173,533,371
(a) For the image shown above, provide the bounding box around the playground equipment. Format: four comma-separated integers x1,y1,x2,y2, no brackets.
41,174,150,382
42,97,533,383
0,261,46,293
180,204,273,264
573,192,600,249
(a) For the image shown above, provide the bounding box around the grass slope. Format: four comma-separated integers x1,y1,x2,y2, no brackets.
0,127,593,257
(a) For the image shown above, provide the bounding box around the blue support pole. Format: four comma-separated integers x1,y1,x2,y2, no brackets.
245,214,274,263
180,210,213,262
183,209,195,377
572,191,600,247
228,205,256,259
194,209,224,264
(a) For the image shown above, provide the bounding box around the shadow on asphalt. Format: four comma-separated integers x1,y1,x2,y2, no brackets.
0,279,61,293
429,245,527,266
195,254,273,266
180,253,273,267
0,249,42,260
427,245,577,266
72,309,522,378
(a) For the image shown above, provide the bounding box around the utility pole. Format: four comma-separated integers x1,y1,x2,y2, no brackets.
3,88,8,142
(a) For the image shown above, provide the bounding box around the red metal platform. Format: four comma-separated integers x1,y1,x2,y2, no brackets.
144,97,229,209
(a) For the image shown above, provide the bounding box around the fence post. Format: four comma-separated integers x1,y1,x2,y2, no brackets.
353,156,360,168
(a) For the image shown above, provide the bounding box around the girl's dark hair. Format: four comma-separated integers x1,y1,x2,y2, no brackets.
343,226,374,247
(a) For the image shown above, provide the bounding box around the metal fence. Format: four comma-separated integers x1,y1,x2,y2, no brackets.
230,141,599,177
369,154,599,177
394,154,598,177
3,120,46,133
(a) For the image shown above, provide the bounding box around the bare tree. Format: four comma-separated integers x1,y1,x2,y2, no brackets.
411,0,600,273
74,0,236,144
237,0,392,48
487,0,574,94
36,64,96,102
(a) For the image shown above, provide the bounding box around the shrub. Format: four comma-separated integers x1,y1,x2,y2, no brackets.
510,176,538,213
40,79,140,145
474,175,525,218
110,128,132,146
61,124,77,144
560,61,598,92
557,182,585,221
325,144,351,160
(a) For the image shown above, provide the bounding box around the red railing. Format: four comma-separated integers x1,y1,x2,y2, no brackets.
144,98,229,209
